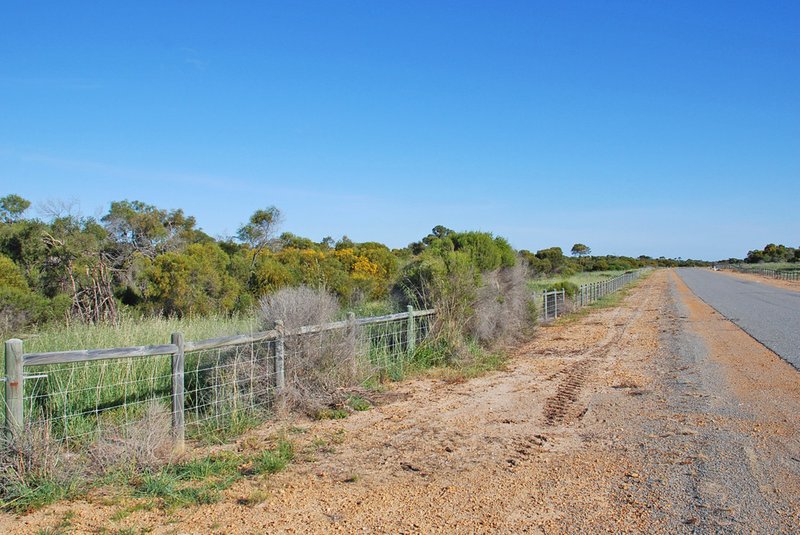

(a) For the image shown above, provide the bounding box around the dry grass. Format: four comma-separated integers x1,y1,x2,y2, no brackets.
0,423,83,511
89,401,174,473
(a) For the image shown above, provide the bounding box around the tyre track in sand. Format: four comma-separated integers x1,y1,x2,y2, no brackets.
542,297,647,426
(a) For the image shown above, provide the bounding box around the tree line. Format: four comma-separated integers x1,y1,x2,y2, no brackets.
740,243,800,264
0,193,700,334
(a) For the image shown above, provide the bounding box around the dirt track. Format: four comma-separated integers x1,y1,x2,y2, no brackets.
6,270,800,533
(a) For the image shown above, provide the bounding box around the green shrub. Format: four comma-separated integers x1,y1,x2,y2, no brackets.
0,287,70,333
144,242,241,317
549,280,579,297
0,254,28,290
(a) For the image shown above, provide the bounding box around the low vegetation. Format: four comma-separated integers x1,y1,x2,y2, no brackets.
0,426,296,513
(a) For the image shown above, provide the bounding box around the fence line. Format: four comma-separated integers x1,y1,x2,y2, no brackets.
538,270,645,322
5,268,647,449
3,307,435,450
718,264,800,282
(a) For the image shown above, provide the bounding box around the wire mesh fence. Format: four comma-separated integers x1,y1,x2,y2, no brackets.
6,268,641,449
4,308,435,452
360,312,432,381
718,264,800,282
21,353,173,448
183,338,278,441
537,270,645,322
540,289,567,322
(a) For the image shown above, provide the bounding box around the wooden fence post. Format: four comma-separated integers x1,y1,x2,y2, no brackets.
5,339,24,439
406,305,416,355
171,332,185,452
274,320,285,390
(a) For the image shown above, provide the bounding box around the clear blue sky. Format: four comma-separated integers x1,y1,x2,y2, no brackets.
1,1,798,260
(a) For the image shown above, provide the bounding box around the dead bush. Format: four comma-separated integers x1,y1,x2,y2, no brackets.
259,285,339,330
89,400,173,473
259,286,366,415
472,262,537,346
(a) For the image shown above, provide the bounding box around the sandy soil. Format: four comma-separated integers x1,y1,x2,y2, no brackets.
4,270,800,533
719,268,800,292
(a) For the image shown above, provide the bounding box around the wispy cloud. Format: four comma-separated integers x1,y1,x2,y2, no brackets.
19,152,251,192
179,47,207,71
0,77,102,90
12,150,388,206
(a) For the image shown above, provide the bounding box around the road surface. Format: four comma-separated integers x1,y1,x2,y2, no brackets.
676,268,800,369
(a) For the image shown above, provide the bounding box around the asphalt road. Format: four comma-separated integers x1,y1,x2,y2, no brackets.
676,268,800,370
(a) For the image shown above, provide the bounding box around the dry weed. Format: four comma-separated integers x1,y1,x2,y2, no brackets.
89,400,173,472
473,262,536,346
259,286,367,415
0,422,83,501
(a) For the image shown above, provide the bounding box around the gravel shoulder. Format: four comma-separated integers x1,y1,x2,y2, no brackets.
5,270,800,533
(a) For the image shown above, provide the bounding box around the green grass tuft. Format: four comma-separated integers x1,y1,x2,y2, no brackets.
133,472,177,498
314,408,349,420
1,476,82,514
252,439,294,475
165,452,242,481
119,440,295,511
237,489,270,506
346,396,371,411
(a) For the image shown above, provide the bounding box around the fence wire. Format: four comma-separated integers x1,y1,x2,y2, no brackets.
22,353,173,447
361,314,432,381
184,338,277,440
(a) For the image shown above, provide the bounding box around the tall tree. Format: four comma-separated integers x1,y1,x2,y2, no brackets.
237,206,282,270
41,215,118,323
102,200,197,259
0,194,31,223
571,243,591,257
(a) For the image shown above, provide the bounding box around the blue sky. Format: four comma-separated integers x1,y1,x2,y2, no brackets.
1,1,797,260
